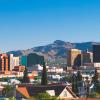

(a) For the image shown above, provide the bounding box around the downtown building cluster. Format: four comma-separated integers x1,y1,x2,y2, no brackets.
67,49,93,68
66,45,100,89
0,52,44,80
67,44,100,70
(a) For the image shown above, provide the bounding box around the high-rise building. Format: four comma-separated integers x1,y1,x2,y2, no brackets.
81,51,93,66
93,45,100,67
0,54,9,72
8,54,14,71
27,53,44,67
93,45,100,63
67,49,81,67
13,56,19,67
8,54,20,70
20,56,27,66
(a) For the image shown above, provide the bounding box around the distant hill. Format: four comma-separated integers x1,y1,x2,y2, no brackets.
7,40,98,60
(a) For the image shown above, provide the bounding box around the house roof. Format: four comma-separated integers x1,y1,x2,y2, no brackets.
17,84,77,98
28,84,66,96
66,87,77,98
17,87,30,98
18,84,66,96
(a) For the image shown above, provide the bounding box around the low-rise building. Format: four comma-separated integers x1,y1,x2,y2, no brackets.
16,84,78,99
13,65,25,72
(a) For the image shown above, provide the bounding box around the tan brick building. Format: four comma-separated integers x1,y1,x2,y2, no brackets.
67,49,81,67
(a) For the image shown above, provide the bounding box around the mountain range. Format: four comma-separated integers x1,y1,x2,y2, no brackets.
7,40,98,60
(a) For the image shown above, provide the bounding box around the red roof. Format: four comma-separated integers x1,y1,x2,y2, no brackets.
17,87,30,98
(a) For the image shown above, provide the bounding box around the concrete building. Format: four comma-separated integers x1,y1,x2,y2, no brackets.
93,44,100,63
27,53,44,67
13,65,25,72
0,54,9,72
8,54,14,71
48,67,64,73
8,54,20,70
20,56,27,66
13,56,20,68
20,53,44,67
81,51,93,66
93,44,100,68
67,49,81,68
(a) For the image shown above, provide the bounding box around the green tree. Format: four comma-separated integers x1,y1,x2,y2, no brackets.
22,67,30,83
77,71,82,82
36,93,56,100
77,71,82,97
3,85,12,97
72,71,82,97
92,70,98,83
92,69,99,93
41,62,48,85
77,71,82,87
85,77,90,97
61,74,72,83
9,97,16,100
72,74,78,96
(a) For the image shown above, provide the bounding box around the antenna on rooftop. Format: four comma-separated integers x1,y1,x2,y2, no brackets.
87,49,89,53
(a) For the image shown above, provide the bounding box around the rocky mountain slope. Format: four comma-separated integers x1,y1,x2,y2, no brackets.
7,40,97,60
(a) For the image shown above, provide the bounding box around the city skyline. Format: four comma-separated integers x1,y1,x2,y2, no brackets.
0,0,100,52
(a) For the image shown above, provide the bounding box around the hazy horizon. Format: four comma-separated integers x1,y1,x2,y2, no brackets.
3,40,100,53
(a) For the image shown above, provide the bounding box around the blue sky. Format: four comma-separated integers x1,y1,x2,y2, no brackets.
0,0,100,52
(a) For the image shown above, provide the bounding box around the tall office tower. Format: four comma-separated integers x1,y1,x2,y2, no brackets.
81,51,93,66
20,56,27,66
93,44,100,67
93,45,100,62
0,54,9,72
27,53,44,67
13,56,20,67
89,51,93,63
8,54,14,71
8,54,20,70
67,49,81,68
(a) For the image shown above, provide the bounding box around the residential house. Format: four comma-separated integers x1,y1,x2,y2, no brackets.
16,84,78,99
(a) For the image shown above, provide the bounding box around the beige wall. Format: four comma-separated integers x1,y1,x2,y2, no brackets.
67,49,81,67
58,88,75,99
